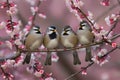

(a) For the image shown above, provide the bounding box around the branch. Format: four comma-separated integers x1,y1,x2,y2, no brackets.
20,33,120,52
0,33,119,62
6,0,19,50
95,3,119,22
31,0,41,28
106,19,119,36
65,45,120,80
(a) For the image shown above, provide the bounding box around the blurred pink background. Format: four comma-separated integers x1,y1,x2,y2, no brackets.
0,0,120,80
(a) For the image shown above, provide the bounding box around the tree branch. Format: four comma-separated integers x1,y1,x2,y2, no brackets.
31,0,41,28
65,45,120,80
106,19,119,36
0,33,119,62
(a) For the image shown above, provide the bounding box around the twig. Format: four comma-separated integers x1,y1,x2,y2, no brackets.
77,8,94,26
6,0,19,50
31,0,41,28
0,66,9,80
95,3,119,22
65,45,120,80
64,62,94,80
106,19,119,36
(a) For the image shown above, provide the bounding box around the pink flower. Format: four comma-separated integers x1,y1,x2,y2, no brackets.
51,52,59,62
81,69,87,75
100,0,110,6
14,39,22,46
6,5,18,16
1,59,15,69
0,21,6,29
105,14,118,26
25,0,37,5
31,7,39,15
45,77,55,80
2,73,14,80
111,42,117,48
87,11,94,20
92,49,110,66
34,70,44,77
5,41,13,49
38,13,47,19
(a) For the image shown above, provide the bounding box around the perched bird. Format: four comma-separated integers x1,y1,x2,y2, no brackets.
61,25,81,65
23,26,43,64
43,26,59,65
77,20,94,62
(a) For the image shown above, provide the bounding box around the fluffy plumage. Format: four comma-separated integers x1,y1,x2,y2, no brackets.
61,25,81,65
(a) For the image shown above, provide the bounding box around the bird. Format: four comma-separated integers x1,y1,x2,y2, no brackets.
61,25,81,65
23,26,43,64
43,26,59,65
77,20,94,62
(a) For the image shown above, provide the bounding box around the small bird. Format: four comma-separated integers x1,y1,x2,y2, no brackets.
23,26,43,64
43,26,59,65
77,20,94,62
61,25,81,65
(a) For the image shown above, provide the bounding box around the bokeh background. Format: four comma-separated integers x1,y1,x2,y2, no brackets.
0,0,120,80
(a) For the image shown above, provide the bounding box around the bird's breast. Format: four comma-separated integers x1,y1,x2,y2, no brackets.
63,39,74,47
46,39,58,49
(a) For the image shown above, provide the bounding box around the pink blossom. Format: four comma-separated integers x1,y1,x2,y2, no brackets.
100,0,110,6
97,49,107,57
0,21,6,29
87,11,94,20
14,56,24,67
45,77,55,80
81,69,87,75
25,0,37,5
1,59,15,69
72,0,84,8
51,52,59,62
14,39,22,46
92,49,110,66
6,5,18,16
34,70,44,77
38,13,47,19
105,14,118,26
34,71,42,77
5,40,13,49
30,7,39,15
111,42,117,48
2,73,14,80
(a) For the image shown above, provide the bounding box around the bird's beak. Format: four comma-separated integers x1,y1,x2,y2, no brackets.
79,26,82,30
53,29,56,32
39,29,41,32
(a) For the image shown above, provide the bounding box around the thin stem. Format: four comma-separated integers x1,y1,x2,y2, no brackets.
31,1,41,28
106,19,119,36
64,62,94,80
65,45,120,80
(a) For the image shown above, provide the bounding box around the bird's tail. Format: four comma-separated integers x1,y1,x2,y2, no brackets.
73,50,81,65
23,52,31,64
85,47,92,62
44,52,51,65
